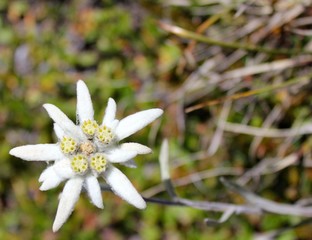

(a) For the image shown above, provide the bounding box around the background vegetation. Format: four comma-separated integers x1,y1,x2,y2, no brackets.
1,0,312,239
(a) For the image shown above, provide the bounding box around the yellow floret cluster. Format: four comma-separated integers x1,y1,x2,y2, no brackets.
96,125,114,145
90,153,107,173
81,119,98,137
71,154,88,174
59,119,112,174
60,136,77,154
81,120,114,145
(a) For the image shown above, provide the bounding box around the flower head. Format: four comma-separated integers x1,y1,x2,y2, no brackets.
9,80,163,232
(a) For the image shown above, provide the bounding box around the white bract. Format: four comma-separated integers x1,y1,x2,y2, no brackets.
9,80,163,232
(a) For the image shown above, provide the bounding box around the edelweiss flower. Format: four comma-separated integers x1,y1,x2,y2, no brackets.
10,80,163,232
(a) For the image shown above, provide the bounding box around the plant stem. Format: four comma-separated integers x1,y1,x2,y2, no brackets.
185,74,311,113
159,22,312,56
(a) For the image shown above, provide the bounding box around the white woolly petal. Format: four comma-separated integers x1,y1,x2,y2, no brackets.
52,177,83,232
9,144,63,161
43,104,85,141
54,123,64,139
77,80,94,123
39,166,64,191
106,148,137,163
40,174,63,191
84,175,103,209
107,119,119,130
120,159,137,168
115,108,163,140
53,159,75,179
120,143,152,155
103,165,146,209
39,166,56,183
102,98,117,126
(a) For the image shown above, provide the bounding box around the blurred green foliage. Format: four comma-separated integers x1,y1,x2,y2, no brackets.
1,0,312,239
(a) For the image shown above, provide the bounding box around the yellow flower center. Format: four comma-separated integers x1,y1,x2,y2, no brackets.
90,153,107,173
60,136,77,154
96,125,114,145
81,120,98,137
71,154,88,174
60,120,114,175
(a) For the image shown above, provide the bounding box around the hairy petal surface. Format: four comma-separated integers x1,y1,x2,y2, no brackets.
9,144,63,161
53,123,64,139
120,159,137,168
103,165,146,209
53,159,76,179
38,164,65,192
77,80,94,123
115,109,163,140
40,174,63,191
106,148,137,163
84,175,103,209
52,177,83,232
120,143,152,155
39,166,57,183
102,98,117,127
43,104,85,141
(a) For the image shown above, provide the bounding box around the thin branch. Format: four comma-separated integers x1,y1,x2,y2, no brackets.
237,154,298,185
249,105,283,158
142,167,242,197
159,22,312,55
100,183,260,215
221,121,312,138
208,99,232,156
152,138,262,223
143,197,262,215
185,74,311,112
221,177,312,217
205,207,236,226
